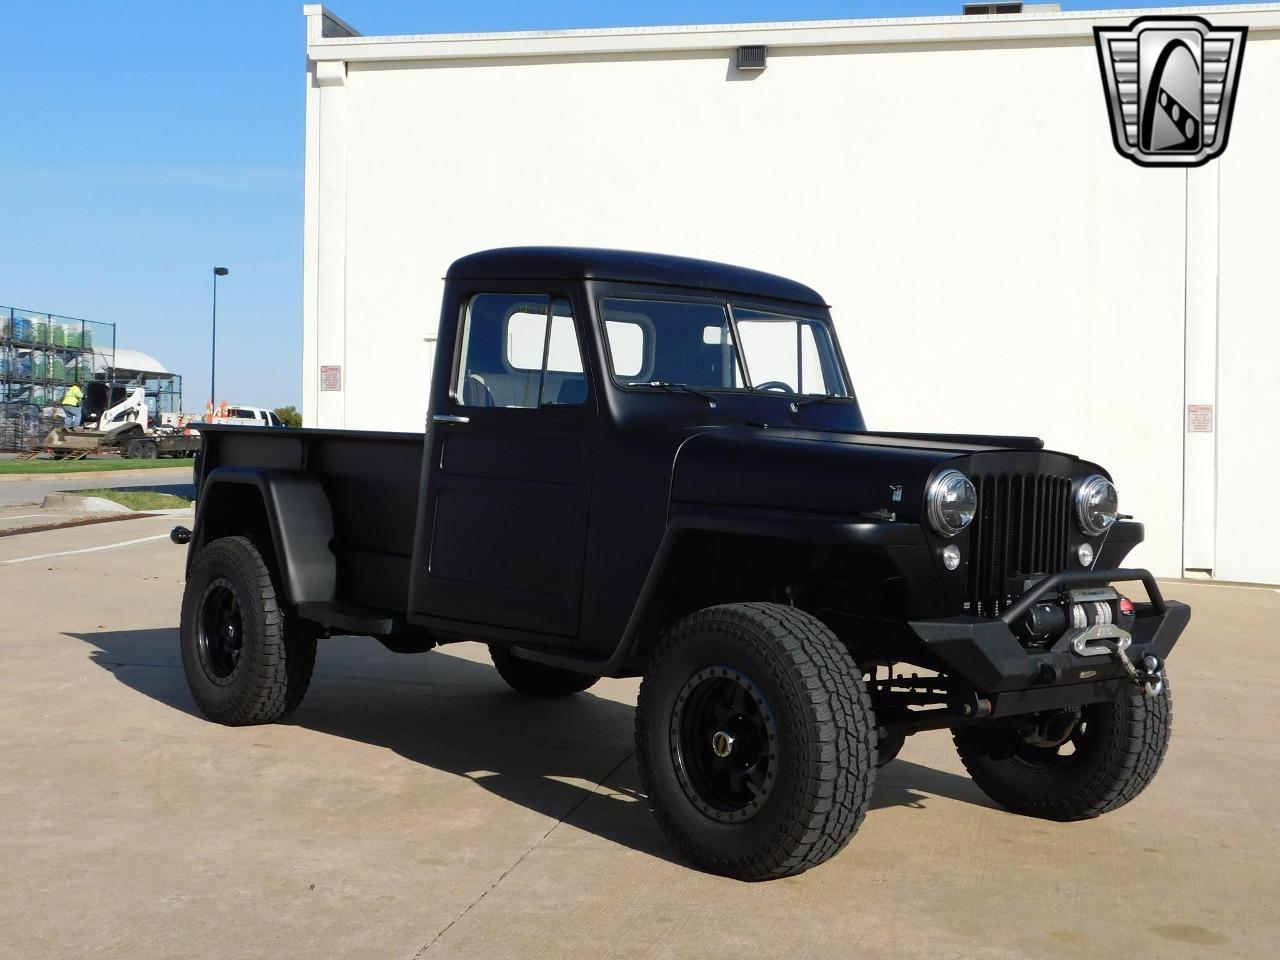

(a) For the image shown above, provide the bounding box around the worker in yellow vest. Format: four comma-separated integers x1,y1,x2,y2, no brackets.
61,382,83,429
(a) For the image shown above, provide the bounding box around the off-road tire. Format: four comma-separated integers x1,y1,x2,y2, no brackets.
180,536,317,725
953,680,1172,820
489,645,598,696
635,602,877,881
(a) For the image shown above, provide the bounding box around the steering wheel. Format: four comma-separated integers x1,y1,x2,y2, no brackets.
754,381,793,394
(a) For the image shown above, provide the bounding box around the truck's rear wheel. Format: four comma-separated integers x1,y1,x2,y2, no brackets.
488,645,597,696
180,536,317,725
635,602,877,881
952,680,1172,820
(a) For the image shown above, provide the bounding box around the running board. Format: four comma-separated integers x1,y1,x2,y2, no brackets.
297,601,395,635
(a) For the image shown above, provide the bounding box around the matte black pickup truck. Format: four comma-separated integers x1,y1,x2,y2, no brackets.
177,247,1187,880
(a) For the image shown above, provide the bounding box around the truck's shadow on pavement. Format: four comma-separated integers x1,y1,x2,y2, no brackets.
69,628,995,866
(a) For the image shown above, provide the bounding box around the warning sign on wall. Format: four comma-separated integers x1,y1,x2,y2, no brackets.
320,365,342,392
1187,403,1214,433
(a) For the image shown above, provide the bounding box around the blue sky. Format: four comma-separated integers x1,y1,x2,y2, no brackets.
2,0,1237,412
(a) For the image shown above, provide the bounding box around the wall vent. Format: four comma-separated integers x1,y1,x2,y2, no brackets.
736,46,768,71
963,3,1023,14
963,3,1061,13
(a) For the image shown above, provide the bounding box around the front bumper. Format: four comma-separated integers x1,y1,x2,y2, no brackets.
908,568,1189,716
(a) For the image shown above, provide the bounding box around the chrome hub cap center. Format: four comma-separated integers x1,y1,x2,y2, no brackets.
710,730,735,758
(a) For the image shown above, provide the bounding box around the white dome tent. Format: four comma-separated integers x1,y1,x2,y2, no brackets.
91,347,183,422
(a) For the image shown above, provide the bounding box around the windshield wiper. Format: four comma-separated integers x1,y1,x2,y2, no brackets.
629,381,718,407
789,393,848,411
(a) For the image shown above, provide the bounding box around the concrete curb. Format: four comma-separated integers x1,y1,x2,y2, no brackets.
37,494,196,517
41,493,133,514
0,465,193,483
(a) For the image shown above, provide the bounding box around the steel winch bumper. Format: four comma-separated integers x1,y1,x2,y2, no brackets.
908,568,1190,717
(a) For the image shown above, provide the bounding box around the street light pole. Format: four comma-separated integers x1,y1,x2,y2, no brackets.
211,267,229,413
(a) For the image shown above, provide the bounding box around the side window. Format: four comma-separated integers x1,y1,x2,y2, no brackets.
505,309,548,370
605,319,646,378
455,293,587,408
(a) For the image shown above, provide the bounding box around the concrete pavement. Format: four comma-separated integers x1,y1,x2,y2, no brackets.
0,521,1277,959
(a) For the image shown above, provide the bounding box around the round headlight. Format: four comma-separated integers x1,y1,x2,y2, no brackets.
927,469,977,538
1076,475,1119,536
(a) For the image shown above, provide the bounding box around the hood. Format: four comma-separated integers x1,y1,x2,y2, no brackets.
669,426,1062,522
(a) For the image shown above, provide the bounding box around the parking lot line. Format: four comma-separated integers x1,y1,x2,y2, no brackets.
3,533,170,564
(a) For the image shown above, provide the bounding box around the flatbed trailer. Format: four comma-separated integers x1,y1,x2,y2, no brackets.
33,424,201,461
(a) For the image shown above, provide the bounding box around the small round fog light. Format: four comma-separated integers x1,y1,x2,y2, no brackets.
942,544,962,571
1077,543,1095,567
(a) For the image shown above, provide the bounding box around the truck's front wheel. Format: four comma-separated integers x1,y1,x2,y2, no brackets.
635,602,877,880
180,536,317,726
952,680,1172,820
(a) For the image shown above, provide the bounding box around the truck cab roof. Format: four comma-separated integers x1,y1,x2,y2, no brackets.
446,246,828,307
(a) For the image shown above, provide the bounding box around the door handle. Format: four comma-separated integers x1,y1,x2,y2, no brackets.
432,414,471,424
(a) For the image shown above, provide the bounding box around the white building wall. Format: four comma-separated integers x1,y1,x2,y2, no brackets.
303,5,1280,583
1214,41,1280,585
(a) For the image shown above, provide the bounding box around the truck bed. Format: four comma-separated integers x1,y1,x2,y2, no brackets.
198,425,424,612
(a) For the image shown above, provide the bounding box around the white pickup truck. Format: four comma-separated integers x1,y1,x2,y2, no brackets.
220,406,286,427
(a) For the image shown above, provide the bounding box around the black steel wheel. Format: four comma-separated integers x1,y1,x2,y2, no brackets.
953,680,1172,820
180,536,317,726
636,602,877,881
197,579,245,684
671,666,778,822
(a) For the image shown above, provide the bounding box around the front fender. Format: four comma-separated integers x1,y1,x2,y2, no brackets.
512,504,932,677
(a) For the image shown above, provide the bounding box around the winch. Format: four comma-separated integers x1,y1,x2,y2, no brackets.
1013,585,1163,696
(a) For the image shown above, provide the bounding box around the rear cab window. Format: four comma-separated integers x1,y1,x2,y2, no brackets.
600,299,744,390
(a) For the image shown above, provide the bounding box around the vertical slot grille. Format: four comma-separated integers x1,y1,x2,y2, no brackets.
965,472,1072,617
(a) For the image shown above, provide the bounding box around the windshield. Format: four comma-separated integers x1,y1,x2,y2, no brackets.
600,297,847,397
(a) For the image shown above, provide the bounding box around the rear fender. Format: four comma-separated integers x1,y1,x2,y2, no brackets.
191,467,336,606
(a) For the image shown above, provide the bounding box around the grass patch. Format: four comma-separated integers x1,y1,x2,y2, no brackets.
0,458,186,475
77,488,193,511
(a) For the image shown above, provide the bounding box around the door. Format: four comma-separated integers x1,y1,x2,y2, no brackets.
412,291,596,639
1214,180,1280,584
1191,118,1280,585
